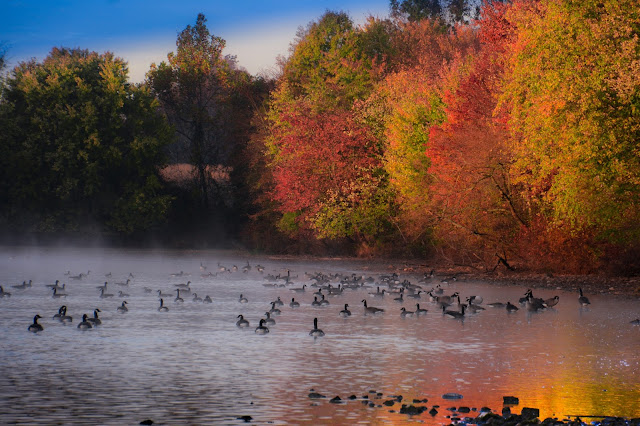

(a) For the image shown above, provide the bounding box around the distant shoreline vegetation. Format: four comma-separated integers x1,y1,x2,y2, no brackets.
1,1,639,275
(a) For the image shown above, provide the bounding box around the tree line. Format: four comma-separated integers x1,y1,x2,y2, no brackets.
1,1,639,274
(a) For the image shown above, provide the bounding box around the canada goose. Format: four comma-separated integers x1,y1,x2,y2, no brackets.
340,304,352,317
256,264,265,273
47,280,63,290
487,302,506,308
117,301,128,313
291,284,307,293
465,297,485,312
630,319,640,325
578,288,591,306
203,295,213,303
99,287,113,299
407,290,422,299
544,295,560,308
236,314,250,328
175,281,191,289
53,305,66,320
311,296,322,307
273,297,284,306
394,293,404,303
174,289,184,303
192,293,203,302
28,315,43,332
415,304,428,315
269,302,281,315
434,285,444,295
369,287,386,297
118,290,130,298
60,306,73,323
77,314,92,329
115,279,130,287
52,287,67,298
96,282,108,291
443,304,466,319
0,285,12,298
255,319,269,334
12,280,32,290
158,298,169,312
362,299,384,314
313,288,324,297
309,317,325,337
468,295,483,305
157,289,172,298
400,307,414,317
200,262,207,271
506,301,519,312
242,262,251,273
319,295,330,306
239,294,248,303
170,270,185,277
526,295,546,312
437,292,459,308
264,312,276,325
88,309,102,325
290,298,300,308
518,290,531,305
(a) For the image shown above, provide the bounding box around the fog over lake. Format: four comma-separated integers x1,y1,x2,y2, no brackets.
1,247,639,425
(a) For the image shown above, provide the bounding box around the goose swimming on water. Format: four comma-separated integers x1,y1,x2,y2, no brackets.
362,299,384,314
236,314,250,328
203,295,212,303
290,298,300,308
88,309,102,325
578,288,591,306
255,319,269,334
99,287,113,299
339,304,352,317
53,305,66,320
174,289,184,303
158,298,169,312
443,304,466,319
264,312,276,325
117,301,128,313
309,317,325,337
415,304,428,315
192,293,203,302
239,294,248,303
400,307,414,317
77,314,93,330
0,286,12,298
28,315,43,332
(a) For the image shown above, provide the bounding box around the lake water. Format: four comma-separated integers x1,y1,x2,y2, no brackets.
1,247,639,425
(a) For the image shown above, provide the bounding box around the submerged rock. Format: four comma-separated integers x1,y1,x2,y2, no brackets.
503,396,520,405
443,393,463,400
308,392,326,399
400,404,428,415
237,415,253,423
521,407,540,420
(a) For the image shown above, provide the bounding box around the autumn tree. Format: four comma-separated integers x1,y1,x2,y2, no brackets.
148,14,253,213
0,48,174,235
499,0,640,267
262,11,397,249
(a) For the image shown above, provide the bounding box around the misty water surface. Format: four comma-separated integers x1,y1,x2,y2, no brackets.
1,246,639,425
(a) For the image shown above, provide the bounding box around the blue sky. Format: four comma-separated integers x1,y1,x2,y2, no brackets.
2,0,391,82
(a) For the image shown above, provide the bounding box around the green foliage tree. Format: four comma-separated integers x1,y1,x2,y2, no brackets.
147,13,254,213
0,47,174,235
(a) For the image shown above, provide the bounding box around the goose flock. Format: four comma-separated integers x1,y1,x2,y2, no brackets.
3,262,636,338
